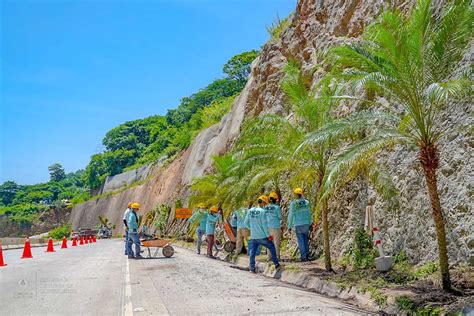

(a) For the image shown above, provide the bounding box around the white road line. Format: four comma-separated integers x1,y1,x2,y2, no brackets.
121,258,133,316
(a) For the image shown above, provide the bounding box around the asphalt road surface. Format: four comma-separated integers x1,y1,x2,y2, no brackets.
0,239,365,315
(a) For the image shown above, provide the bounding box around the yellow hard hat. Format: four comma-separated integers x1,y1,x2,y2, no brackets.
257,195,269,205
131,202,141,210
269,192,279,200
210,206,219,213
294,188,304,195
128,202,133,208
197,203,206,209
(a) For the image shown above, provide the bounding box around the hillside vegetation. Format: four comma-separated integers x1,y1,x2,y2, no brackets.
83,50,258,190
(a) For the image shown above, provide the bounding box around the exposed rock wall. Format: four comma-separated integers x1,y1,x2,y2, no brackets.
70,0,472,265
101,163,153,194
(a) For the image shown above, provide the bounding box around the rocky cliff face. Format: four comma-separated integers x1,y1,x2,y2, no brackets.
70,0,472,265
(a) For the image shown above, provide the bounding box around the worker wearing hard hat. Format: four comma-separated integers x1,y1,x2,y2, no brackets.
231,205,250,260
265,192,282,261
189,203,208,254
126,202,143,259
244,196,280,273
205,206,222,259
123,202,133,256
288,188,313,261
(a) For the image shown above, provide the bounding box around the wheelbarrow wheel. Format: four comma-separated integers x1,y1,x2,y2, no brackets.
224,241,236,253
162,245,174,258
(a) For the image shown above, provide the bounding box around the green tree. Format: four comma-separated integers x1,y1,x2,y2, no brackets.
103,115,163,152
223,50,259,85
83,154,107,190
48,163,66,182
0,181,20,206
325,0,473,290
23,190,53,204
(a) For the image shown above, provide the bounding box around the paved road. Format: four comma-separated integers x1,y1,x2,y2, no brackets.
0,239,365,315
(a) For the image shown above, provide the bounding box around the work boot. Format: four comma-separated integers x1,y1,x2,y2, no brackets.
135,255,144,259
250,268,257,274
275,264,281,270
128,255,134,259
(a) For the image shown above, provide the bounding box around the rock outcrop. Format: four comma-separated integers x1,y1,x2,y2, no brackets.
70,0,472,265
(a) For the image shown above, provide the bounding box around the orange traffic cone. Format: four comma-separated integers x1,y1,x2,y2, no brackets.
21,238,33,258
45,237,55,252
79,236,84,245
91,235,95,243
72,236,77,246
93,235,96,242
0,240,7,267
84,235,89,244
61,236,67,249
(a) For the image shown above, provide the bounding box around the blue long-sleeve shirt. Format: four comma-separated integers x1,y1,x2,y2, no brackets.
230,211,238,227
206,213,221,235
265,203,282,229
127,210,139,232
244,206,269,240
288,198,313,228
231,208,248,229
189,209,208,231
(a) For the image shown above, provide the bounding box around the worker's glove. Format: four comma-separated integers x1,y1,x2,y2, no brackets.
268,236,273,242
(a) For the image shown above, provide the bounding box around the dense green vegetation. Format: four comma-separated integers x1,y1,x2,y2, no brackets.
48,224,72,240
190,0,472,291
83,50,259,189
0,165,86,224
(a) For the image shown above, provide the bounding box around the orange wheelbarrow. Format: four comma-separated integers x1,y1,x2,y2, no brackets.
141,239,175,258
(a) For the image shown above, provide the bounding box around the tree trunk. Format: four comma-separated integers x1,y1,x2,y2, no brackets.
419,145,451,291
322,198,332,271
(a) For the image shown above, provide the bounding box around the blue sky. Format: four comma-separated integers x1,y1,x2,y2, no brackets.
1,0,296,185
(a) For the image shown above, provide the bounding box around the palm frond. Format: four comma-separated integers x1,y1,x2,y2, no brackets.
320,130,407,201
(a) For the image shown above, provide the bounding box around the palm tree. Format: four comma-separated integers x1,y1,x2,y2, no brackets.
232,114,305,203
233,60,340,270
324,0,473,291
286,60,397,271
190,154,237,215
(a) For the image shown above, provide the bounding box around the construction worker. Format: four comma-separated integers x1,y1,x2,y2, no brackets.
231,206,250,260
266,192,282,261
126,203,143,259
189,203,208,254
244,196,280,273
288,188,313,261
123,202,133,255
206,206,221,259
